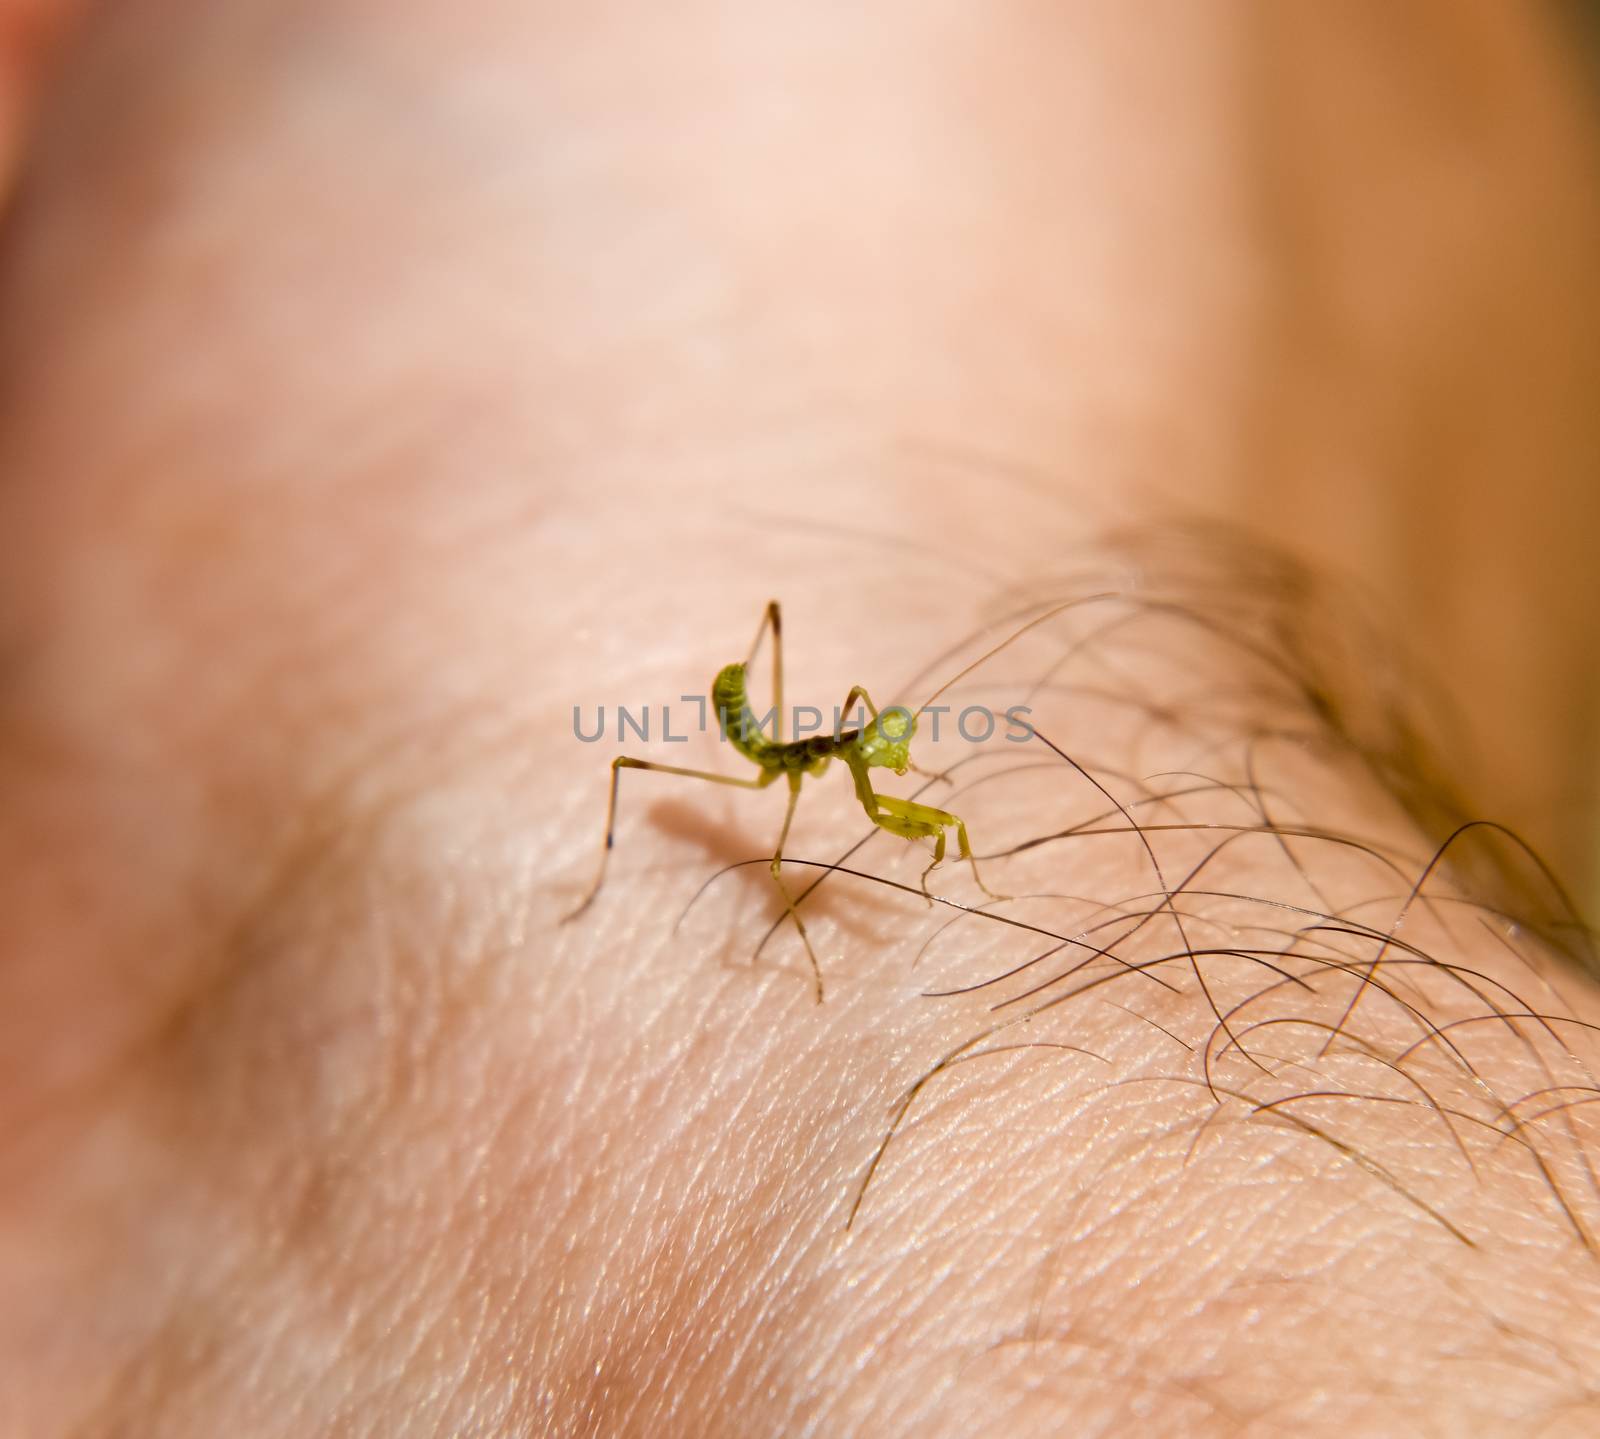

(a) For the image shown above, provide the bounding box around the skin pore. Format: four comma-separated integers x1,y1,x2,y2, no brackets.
3,2,1600,1436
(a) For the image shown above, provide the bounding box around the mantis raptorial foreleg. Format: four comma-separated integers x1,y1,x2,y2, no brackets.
870,792,1008,904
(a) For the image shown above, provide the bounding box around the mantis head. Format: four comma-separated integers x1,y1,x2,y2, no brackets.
856,706,917,774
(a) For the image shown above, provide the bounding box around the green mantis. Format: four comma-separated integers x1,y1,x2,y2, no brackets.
564,601,1006,1002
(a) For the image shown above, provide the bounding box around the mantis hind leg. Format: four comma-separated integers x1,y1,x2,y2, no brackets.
565,757,775,921
745,600,785,742
871,793,1010,905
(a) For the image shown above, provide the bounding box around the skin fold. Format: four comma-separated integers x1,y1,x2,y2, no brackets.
2,2,1599,1435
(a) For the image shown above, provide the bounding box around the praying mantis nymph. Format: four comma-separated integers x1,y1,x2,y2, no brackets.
563,600,1008,1002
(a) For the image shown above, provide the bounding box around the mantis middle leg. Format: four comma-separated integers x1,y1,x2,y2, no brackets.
771,769,826,1003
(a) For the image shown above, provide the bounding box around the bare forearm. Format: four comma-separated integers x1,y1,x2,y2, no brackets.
3,3,1599,1437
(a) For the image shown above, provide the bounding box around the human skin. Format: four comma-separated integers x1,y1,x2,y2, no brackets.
3,2,1600,1436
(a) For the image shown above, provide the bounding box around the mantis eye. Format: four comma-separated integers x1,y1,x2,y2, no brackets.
877,706,914,741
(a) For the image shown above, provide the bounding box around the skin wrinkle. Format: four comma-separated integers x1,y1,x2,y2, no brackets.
45,744,618,1432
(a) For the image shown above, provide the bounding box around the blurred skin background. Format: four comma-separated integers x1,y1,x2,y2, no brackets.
13,1,1593,900
1244,1,1600,915
1,1,1599,1433
0,8,1592,893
